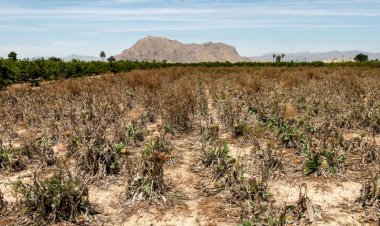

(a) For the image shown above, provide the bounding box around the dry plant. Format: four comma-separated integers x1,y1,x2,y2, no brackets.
357,172,380,207
126,137,172,204
12,169,95,225
79,136,127,178
202,141,236,180
0,190,6,214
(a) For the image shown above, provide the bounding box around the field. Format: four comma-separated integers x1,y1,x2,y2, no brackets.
0,66,379,225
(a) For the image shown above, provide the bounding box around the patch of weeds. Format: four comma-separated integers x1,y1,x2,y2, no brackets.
265,118,304,148
282,185,322,224
203,141,236,179
12,170,94,224
302,139,346,175
0,146,11,170
141,110,155,123
126,121,144,145
10,149,28,172
200,124,219,142
127,137,172,203
360,138,380,165
0,146,27,172
23,136,56,167
80,137,127,177
240,185,320,226
0,190,6,213
357,173,380,207
233,123,254,140
163,125,176,136
255,142,283,172
239,179,282,226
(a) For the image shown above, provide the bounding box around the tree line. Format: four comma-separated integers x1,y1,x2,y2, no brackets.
1,52,379,89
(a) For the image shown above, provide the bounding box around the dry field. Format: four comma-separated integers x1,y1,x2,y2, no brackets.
0,66,379,225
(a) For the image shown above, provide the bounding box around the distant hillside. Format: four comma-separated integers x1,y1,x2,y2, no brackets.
115,36,251,63
62,54,101,62
250,51,380,62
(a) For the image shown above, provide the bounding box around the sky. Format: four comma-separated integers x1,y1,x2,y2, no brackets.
0,0,380,58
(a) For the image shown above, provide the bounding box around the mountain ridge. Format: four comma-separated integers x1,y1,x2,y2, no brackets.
114,36,250,63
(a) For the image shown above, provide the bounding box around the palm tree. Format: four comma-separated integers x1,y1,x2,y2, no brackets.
281,53,285,60
272,54,276,63
100,51,106,61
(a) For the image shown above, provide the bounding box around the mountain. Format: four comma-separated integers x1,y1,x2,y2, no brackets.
62,54,101,62
115,36,250,63
250,51,380,62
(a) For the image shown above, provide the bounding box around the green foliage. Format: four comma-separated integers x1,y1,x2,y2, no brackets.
276,55,282,63
99,51,106,61
265,119,305,148
302,141,346,175
233,123,253,139
12,170,92,224
0,146,28,172
80,137,126,177
203,141,236,179
107,56,116,63
354,53,369,62
126,122,144,145
0,57,379,90
8,51,17,61
0,147,10,169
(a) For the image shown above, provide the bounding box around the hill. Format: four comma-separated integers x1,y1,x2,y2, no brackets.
114,36,250,63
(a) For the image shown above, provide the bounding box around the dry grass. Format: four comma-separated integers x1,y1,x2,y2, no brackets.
1,66,380,225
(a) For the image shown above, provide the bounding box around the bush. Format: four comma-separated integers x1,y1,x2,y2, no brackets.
302,140,346,175
12,170,93,224
354,53,369,62
127,137,172,202
80,137,126,177
203,141,236,179
357,173,380,207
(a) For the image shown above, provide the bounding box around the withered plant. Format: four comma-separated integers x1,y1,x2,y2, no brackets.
12,169,94,224
127,137,172,203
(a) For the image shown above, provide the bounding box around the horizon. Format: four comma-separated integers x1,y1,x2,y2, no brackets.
1,0,380,59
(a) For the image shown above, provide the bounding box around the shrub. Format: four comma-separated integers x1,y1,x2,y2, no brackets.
0,146,27,172
12,170,93,224
80,137,126,177
354,53,369,62
126,121,144,145
302,140,346,175
127,137,172,202
203,141,236,179
357,173,379,207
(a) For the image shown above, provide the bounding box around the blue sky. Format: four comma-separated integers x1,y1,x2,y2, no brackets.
1,0,380,58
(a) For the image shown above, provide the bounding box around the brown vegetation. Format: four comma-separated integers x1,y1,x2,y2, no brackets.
0,66,380,225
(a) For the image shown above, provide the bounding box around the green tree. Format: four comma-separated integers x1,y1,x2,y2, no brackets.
272,54,276,63
8,51,17,61
281,53,285,60
276,55,282,63
354,53,368,62
100,51,106,61
107,56,116,63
